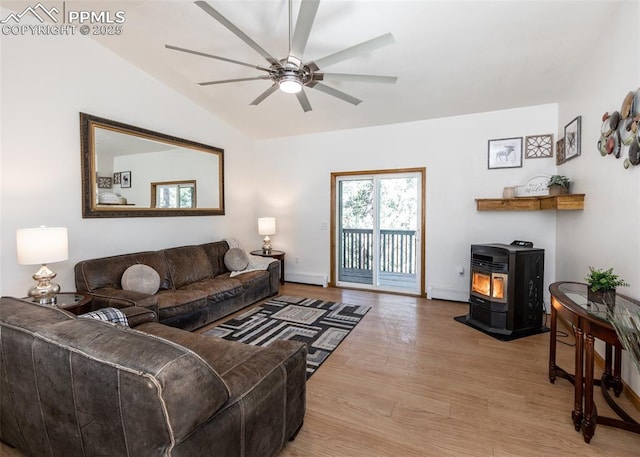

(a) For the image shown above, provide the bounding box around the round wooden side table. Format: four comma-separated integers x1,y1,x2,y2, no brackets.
250,250,285,284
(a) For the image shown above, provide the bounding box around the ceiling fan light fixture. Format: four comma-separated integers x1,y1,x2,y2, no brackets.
279,75,303,94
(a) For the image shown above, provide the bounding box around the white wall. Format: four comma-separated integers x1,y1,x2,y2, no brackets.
0,24,257,297
256,104,560,306
555,3,639,394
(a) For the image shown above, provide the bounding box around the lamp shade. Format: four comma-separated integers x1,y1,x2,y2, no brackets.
16,226,68,265
258,217,276,236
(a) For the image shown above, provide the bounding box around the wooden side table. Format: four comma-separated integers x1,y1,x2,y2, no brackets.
549,281,640,443
26,292,92,315
250,250,285,284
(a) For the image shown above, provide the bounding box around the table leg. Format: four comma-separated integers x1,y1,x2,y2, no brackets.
613,346,623,397
572,326,584,431
582,333,596,443
549,302,558,383
604,343,613,379
280,257,285,284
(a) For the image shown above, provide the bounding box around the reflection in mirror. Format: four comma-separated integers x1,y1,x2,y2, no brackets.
80,113,224,217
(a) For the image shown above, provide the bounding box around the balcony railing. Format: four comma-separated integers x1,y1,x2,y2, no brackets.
339,228,416,285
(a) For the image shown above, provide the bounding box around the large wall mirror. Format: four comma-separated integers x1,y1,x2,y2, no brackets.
80,113,224,218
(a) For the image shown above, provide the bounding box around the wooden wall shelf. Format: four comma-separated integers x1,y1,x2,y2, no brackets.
475,194,585,211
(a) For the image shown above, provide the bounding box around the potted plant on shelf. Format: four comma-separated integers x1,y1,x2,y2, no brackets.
547,175,571,196
585,267,629,306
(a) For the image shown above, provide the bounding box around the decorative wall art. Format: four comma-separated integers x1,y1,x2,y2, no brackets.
556,138,565,165
598,87,640,169
525,134,553,159
113,172,121,184
97,176,112,189
488,137,523,169
564,116,581,161
121,171,132,188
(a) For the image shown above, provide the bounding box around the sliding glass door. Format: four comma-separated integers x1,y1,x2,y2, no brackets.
335,170,422,294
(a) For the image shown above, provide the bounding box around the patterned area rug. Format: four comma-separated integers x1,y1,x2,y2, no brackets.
203,295,370,378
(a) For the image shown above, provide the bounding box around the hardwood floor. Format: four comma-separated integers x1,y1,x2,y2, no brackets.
275,284,639,457
2,283,638,456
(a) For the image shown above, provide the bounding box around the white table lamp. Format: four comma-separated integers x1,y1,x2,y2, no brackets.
16,226,69,304
258,217,276,254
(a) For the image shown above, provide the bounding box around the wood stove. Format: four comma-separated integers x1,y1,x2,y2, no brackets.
467,243,544,335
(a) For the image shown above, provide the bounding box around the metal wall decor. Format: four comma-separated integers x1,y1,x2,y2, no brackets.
525,134,554,159
564,116,581,161
598,87,640,169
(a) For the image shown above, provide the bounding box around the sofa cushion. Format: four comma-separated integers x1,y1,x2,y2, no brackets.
154,289,209,321
121,264,160,295
201,241,230,277
75,251,172,292
224,248,249,272
180,277,243,304
164,246,213,289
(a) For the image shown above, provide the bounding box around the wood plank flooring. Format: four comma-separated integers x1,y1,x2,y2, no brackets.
274,284,639,457
2,283,638,456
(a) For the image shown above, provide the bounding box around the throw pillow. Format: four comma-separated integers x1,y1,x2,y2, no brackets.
79,307,129,326
121,264,160,295
224,248,249,272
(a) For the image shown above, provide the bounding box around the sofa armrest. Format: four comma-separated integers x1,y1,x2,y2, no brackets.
120,306,158,327
88,288,159,315
267,261,280,295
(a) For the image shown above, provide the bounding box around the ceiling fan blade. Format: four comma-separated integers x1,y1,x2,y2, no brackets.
290,0,320,60
250,84,279,106
311,32,395,69
165,45,270,71
199,76,270,86
311,83,362,106
296,89,312,112
195,1,282,68
321,73,398,84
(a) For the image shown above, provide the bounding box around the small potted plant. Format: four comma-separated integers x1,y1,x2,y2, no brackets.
547,175,571,196
585,267,629,306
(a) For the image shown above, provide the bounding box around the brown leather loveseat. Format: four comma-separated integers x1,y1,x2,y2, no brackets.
0,297,306,457
75,240,279,331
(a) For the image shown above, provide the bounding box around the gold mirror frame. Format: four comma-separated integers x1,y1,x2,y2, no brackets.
80,113,224,218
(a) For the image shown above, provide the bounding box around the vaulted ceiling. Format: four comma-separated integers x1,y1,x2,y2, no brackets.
88,0,611,139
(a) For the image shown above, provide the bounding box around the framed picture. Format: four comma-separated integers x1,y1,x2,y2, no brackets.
525,134,553,159
564,116,581,161
121,171,132,188
97,176,112,188
488,137,523,169
113,172,121,184
556,137,565,165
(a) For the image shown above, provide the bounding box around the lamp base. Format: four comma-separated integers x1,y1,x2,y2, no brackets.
27,264,60,305
262,236,272,254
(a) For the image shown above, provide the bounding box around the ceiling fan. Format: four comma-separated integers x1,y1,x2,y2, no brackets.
166,0,397,112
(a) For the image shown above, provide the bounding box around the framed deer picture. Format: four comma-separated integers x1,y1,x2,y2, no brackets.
488,137,523,169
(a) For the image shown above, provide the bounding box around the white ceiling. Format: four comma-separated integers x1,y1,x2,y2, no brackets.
89,0,613,139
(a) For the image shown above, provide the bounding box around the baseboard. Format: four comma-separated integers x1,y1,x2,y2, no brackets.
286,273,328,287
428,286,468,302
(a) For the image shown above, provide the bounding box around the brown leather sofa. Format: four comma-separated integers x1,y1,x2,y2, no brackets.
75,241,279,331
0,297,306,457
